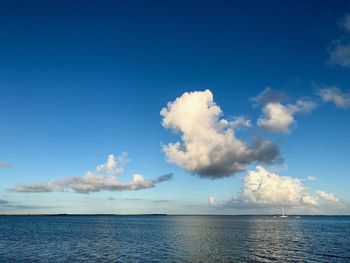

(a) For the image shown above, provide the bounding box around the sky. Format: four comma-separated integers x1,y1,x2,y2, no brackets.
1,0,350,214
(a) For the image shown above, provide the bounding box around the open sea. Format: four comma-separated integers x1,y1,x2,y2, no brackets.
0,215,349,262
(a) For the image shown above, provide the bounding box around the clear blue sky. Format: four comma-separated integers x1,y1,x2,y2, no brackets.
1,0,350,214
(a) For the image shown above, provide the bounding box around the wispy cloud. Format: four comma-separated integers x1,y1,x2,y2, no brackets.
307,176,317,181
9,153,173,193
0,199,54,210
317,86,350,108
328,14,350,68
161,90,280,178
254,88,316,133
251,87,290,107
152,199,174,203
316,191,340,203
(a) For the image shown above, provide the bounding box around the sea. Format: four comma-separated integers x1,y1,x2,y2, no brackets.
0,215,349,262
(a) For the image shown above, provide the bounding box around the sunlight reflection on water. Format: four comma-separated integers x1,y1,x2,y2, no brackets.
0,215,349,262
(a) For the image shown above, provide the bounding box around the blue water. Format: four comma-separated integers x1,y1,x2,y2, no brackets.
0,215,349,262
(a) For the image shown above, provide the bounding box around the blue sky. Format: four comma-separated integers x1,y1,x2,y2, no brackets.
1,0,350,214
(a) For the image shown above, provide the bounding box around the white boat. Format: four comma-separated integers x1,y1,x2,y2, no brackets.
280,207,288,218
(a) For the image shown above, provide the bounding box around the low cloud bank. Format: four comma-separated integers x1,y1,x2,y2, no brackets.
10,154,172,194
222,166,341,210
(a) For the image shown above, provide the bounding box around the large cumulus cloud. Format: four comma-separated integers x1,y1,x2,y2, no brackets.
10,153,172,193
160,90,280,178
223,166,341,210
241,166,318,206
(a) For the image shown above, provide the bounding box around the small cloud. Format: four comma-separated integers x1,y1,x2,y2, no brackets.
329,44,350,68
230,116,251,129
328,14,350,68
9,153,173,193
161,90,280,178
254,88,316,133
251,87,290,107
316,191,340,203
316,86,350,108
208,196,216,206
152,199,173,203
0,199,54,210
123,198,144,201
307,176,317,181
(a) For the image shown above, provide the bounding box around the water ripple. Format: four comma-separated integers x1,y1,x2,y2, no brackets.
0,215,349,262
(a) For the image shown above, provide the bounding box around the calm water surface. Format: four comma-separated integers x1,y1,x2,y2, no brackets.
0,215,349,262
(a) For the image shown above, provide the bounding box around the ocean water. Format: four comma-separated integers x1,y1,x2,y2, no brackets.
0,215,349,262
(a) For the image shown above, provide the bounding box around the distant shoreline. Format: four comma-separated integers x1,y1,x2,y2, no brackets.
0,214,349,216
0,214,168,216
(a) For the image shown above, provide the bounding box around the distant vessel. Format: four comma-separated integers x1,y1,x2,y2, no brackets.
280,207,288,218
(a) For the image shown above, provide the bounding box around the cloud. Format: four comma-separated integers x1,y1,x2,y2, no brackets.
208,196,216,206
255,88,316,133
328,14,350,68
251,87,290,107
0,162,10,168
329,44,350,68
317,86,350,108
240,166,318,206
160,90,280,178
316,191,340,203
344,15,350,31
0,199,53,210
152,199,174,203
230,116,251,129
307,176,317,181
10,153,173,193
222,166,340,211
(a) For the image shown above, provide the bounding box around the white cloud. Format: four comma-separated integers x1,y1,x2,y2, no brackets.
328,14,350,68
316,191,340,203
307,176,317,181
317,86,350,108
160,90,280,178
222,166,341,212
251,87,290,107
241,166,318,206
10,153,172,193
208,196,216,206
257,100,316,133
329,44,350,68
230,116,251,129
